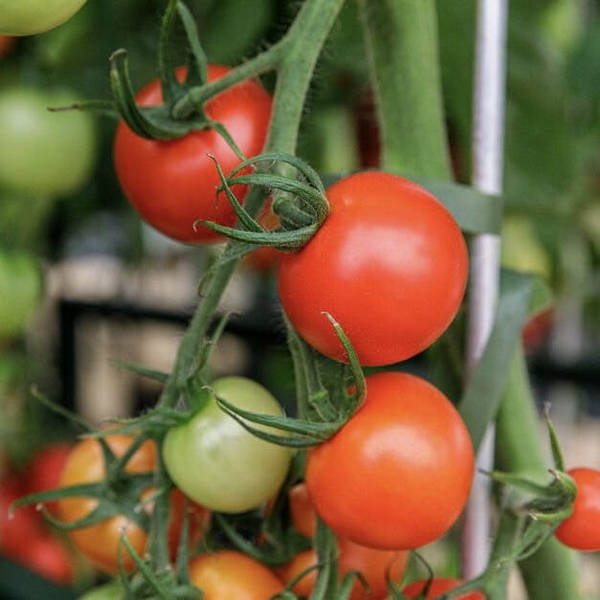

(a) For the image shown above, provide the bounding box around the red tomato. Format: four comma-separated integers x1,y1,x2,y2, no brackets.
18,534,74,585
555,467,600,551
288,482,316,539
305,372,474,550
402,578,484,599
0,476,43,558
189,550,282,600
277,172,468,366
280,538,408,600
26,443,71,514
113,65,272,244
522,308,554,353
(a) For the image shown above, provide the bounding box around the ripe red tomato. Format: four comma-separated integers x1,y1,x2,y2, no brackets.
243,199,282,273
0,476,43,558
402,578,484,599
277,172,468,366
26,443,71,514
18,534,74,585
189,550,282,600
555,467,600,551
305,372,474,550
113,65,272,244
280,538,408,600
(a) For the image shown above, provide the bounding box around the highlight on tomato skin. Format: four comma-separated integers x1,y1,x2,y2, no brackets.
401,578,485,599
555,467,600,551
113,65,272,244
305,371,475,550
277,171,468,366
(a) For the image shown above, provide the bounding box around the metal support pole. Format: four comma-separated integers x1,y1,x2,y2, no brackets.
461,0,508,579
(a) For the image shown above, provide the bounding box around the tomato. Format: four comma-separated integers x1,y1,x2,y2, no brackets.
555,467,600,551
0,476,43,558
113,65,272,244
18,534,74,585
289,482,316,539
0,0,87,36
402,578,484,599
277,172,468,366
243,199,282,273
163,376,291,513
189,550,282,600
306,372,474,550
0,86,96,197
26,443,71,514
0,250,42,339
522,307,554,352
78,581,124,600
0,35,14,56
280,538,408,600
56,434,156,573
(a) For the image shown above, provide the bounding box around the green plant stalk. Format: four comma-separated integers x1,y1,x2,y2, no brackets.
495,346,581,600
358,0,452,180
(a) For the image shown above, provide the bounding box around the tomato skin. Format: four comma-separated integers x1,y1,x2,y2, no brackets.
555,467,600,551
57,434,156,574
0,87,96,196
0,0,87,36
289,482,316,539
113,65,272,244
189,550,282,600
402,578,484,599
18,534,74,585
305,372,474,550
163,376,291,513
280,538,408,600
277,172,468,366
26,443,71,515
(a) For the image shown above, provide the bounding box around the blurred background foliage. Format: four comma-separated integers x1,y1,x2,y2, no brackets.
0,0,599,596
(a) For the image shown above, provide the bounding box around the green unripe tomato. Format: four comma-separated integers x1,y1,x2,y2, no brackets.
0,87,96,197
163,377,291,513
0,0,87,36
78,581,123,600
0,251,42,339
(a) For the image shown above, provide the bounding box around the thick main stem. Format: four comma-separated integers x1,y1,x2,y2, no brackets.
496,348,582,600
358,0,451,180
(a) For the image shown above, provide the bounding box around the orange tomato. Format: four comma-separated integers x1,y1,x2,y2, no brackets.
279,537,408,600
189,550,282,600
57,435,156,573
288,482,316,539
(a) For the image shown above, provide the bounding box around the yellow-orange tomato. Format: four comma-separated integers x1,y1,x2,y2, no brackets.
279,538,408,600
57,435,207,574
189,550,282,600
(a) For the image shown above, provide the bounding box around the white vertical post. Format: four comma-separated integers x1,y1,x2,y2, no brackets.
461,0,508,579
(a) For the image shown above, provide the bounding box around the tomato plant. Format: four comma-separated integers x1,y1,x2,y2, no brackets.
401,578,484,599
0,0,87,36
113,65,272,244
188,550,282,600
78,581,124,600
163,376,291,513
305,371,474,550
0,86,96,197
243,199,282,273
0,250,42,339
279,537,408,600
555,467,600,551
278,172,468,366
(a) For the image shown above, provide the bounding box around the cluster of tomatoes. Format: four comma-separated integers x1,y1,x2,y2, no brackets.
1,444,74,585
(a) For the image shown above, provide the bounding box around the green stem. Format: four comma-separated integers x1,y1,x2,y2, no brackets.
148,441,171,572
495,347,582,600
358,0,451,180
